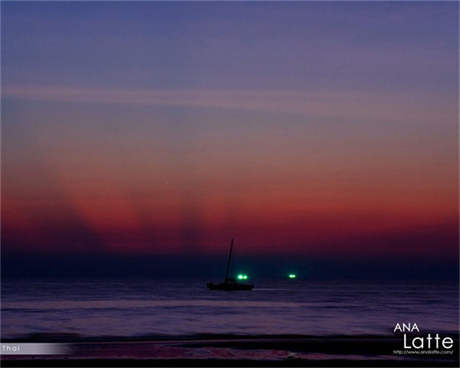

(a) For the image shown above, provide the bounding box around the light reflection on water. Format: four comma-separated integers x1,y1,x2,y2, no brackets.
2,279,458,338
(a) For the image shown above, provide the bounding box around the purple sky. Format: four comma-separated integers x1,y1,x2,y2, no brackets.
2,2,458,259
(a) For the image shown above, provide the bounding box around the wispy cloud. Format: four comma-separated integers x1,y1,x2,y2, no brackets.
4,85,453,123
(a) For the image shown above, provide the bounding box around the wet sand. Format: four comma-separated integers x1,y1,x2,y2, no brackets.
2,334,458,367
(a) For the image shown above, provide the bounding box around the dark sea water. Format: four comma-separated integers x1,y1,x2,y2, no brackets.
1,279,458,339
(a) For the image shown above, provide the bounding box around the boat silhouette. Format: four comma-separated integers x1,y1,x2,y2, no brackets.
207,239,254,291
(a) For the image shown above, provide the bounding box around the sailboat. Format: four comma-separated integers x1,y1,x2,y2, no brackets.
207,239,254,291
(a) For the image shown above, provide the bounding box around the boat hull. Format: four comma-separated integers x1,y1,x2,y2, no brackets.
207,282,254,291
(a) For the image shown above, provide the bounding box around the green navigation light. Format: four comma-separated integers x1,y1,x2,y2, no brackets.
288,274,296,279
237,274,248,280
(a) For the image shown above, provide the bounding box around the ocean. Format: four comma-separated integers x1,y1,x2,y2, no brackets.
2,279,458,339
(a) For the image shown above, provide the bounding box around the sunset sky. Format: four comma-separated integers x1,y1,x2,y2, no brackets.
2,2,458,264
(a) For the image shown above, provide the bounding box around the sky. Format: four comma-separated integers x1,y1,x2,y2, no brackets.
1,2,458,271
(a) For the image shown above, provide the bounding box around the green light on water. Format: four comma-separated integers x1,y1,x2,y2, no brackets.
237,274,248,280
288,274,296,279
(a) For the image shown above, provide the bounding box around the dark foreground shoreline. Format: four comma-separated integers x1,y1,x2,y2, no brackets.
3,358,459,367
2,333,459,367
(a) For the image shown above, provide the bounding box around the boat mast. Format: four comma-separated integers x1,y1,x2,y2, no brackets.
225,238,234,280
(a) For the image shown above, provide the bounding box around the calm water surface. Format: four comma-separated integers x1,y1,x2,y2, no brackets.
1,279,458,338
